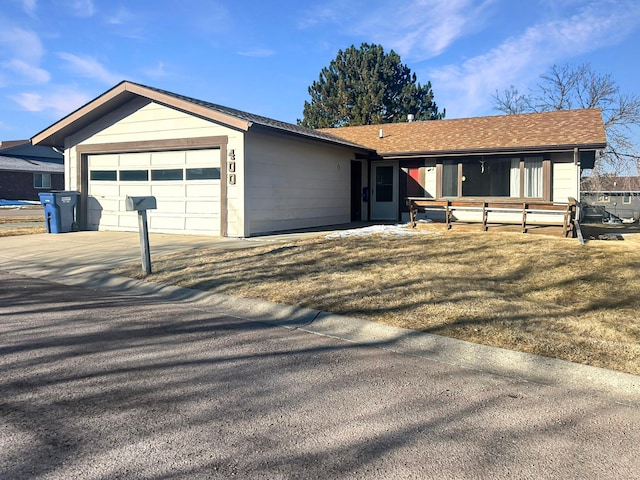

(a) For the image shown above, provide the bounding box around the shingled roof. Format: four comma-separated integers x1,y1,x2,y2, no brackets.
32,81,373,153
320,109,607,157
0,140,63,173
0,155,63,173
582,175,640,192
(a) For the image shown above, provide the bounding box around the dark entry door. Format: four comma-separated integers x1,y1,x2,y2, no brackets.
351,161,362,221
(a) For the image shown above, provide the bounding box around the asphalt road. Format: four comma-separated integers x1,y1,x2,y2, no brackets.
1,270,639,479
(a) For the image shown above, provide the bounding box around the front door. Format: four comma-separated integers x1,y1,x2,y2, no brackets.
351,161,362,221
370,162,398,220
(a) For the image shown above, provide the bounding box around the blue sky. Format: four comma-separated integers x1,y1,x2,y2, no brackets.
2,0,640,141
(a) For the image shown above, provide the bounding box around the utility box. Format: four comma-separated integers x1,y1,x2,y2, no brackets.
38,191,79,233
125,196,157,211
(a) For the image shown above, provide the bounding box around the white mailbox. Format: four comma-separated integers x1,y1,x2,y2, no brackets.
125,195,157,211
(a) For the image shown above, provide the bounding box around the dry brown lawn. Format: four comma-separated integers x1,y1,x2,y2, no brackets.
113,225,640,375
0,226,46,236
0,215,43,224
0,211,45,236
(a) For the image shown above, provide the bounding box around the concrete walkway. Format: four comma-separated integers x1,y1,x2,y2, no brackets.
0,230,638,405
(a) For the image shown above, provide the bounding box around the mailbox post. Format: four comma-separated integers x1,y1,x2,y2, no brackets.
125,196,157,276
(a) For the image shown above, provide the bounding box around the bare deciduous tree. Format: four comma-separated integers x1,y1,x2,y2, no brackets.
493,63,640,176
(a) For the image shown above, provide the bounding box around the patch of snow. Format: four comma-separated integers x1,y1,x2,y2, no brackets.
326,222,440,239
0,199,40,207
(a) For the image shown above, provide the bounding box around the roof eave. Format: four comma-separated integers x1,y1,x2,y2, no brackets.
377,143,607,159
582,190,640,193
31,81,253,148
32,81,130,148
249,123,376,155
124,83,252,132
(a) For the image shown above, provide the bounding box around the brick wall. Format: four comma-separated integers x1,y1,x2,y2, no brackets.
0,172,65,200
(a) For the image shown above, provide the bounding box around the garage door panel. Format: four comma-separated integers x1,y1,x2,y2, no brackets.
186,200,219,214
98,213,121,228
186,216,219,232
89,197,120,211
158,200,187,213
119,185,152,196
118,213,139,228
186,149,220,166
186,183,220,197
119,152,152,167
150,215,187,230
151,184,187,197
88,150,221,235
89,154,120,168
90,183,120,196
151,151,186,166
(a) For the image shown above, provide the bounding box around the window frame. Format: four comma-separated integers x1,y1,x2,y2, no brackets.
90,170,117,181
33,173,51,189
186,167,221,180
150,168,184,181
439,155,548,200
119,170,149,182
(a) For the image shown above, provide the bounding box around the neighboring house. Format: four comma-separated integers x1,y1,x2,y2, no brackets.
322,109,606,223
0,140,64,201
581,176,640,222
31,81,606,237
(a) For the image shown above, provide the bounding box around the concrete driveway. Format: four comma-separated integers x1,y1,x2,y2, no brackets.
0,230,279,274
1,230,639,478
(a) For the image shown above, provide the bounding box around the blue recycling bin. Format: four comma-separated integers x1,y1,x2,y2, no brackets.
38,191,79,233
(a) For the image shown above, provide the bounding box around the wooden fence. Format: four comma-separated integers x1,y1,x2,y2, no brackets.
406,197,578,238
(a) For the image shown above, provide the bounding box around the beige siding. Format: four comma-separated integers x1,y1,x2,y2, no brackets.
65,143,77,192
64,100,246,236
244,131,354,235
67,99,242,189
69,99,239,145
552,152,579,202
225,138,245,237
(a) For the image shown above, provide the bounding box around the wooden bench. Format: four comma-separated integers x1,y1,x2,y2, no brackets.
407,197,578,237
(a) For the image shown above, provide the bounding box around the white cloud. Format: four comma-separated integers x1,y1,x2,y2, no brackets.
21,0,37,16
427,0,640,118
11,86,91,116
0,27,44,63
357,0,497,60
190,2,233,36
103,6,146,40
0,26,49,87
236,48,276,58
56,0,96,17
298,0,496,60
105,6,134,25
144,61,170,79
11,92,42,111
297,2,349,29
57,52,122,85
2,59,50,84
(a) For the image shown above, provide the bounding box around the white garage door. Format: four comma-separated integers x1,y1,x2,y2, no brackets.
87,149,221,235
